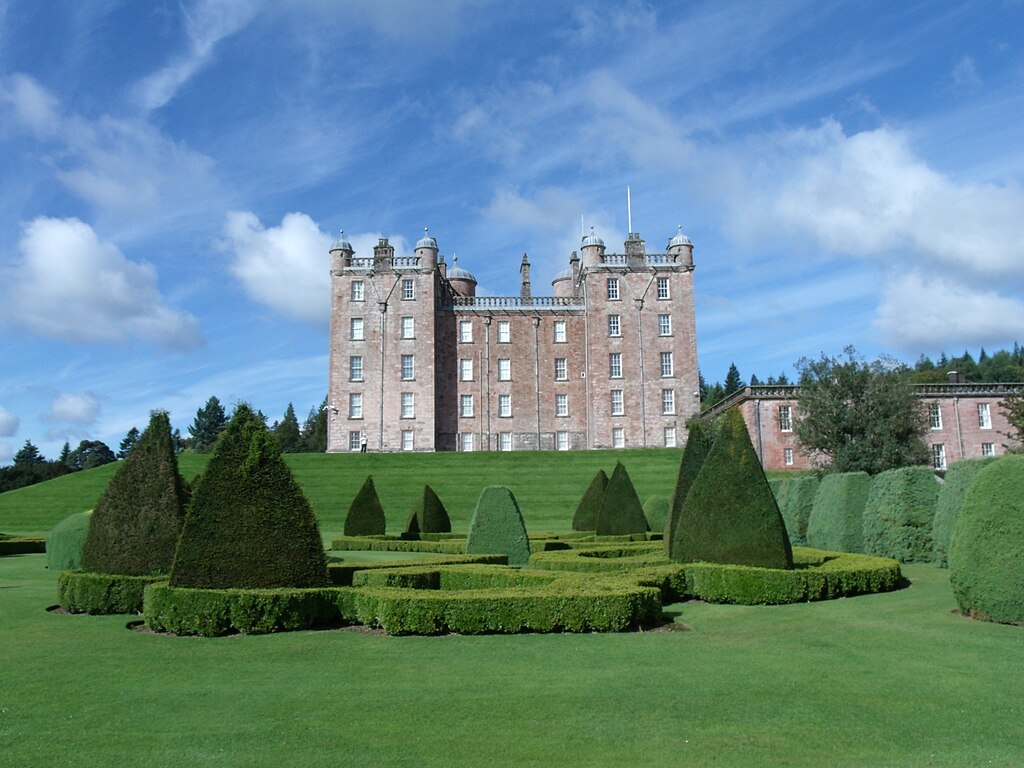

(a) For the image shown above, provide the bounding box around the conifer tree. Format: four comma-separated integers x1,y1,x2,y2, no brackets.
724,363,743,395
188,396,227,453
118,427,140,459
274,402,302,453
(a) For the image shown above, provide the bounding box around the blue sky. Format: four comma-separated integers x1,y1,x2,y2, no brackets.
1,0,1022,463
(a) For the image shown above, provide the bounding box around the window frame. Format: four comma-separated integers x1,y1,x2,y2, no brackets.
401,392,415,419
554,358,567,381
610,389,624,416
401,278,415,300
498,393,512,418
348,393,362,420
555,393,569,417
657,314,672,336
607,278,620,300
659,351,674,378
459,320,473,343
553,320,566,343
779,405,793,432
609,352,622,379
662,388,675,415
400,316,415,339
350,317,364,341
656,277,670,300
607,314,621,337
401,354,414,381
460,394,474,418
351,280,364,302
978,403,992,429
496,320,511,344
349,355,363,382
497,358,511,381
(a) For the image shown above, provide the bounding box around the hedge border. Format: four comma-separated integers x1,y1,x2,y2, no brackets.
58,571,166,614
0,536,46,556
328,553,508,585
330,533,657,554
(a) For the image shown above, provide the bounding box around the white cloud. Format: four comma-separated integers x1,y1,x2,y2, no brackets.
0,442,12,464
482,187,585,232
48,393,101,425
952,56,981,89
0,217,203,348
0,73,61,138
0,405,18,437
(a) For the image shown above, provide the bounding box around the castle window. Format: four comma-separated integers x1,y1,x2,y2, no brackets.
351,281,364,301
659,352,674,377
555,394,569,417
657,314,672,336
554,358,567,381
982,442,994,457
460,394,474,418
556,431,569,451
929,402,942,430
611,389,624,415
932,443,946,471
402,278,415,300
612,427,625,448
401,316,414,339
499,432,512,451
978,403,991,429
607,278,620,300
460,433,474,452
657,277,670,300
401,354,414,380
779,405,793,432
401,431,414,451
784,448,794,466
608,314,621,337
459,320,473,343
349,431,362,452
497,358,511,381
498,394,511,418
460,358,473,381
662,389,675,415
609,353,622,379
553,321,566,343
401,392,415,418
350,317,364,341
349,355,363,382
664,427,676,448
497,320,511,343
348,393,362,419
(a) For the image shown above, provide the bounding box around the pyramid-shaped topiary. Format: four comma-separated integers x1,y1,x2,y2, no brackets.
405,484,452,535
571,470,608,531
344,476,386,536
595,461,648,535
170,404,328,589
466,486,531,565
80,411,189,576
670,408,793,569
665,418,712,557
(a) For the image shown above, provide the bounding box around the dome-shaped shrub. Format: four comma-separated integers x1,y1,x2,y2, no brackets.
932,458,996,568
949,455,1024,625
46,510,93,571
344,476,386,536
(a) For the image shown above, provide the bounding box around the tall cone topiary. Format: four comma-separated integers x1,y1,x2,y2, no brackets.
466,486,531,565
405,484,451,535
571,470,608,531
670,408,793,569
170,404,328,589
80,411,189,576
665,418,712,557
344,476,386,536
595,461,648,535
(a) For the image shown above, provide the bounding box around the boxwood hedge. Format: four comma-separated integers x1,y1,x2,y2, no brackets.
0,535,47,556
862,466,940,563
665,418,711,557
465,486,531,565
405,484,452,535
58,570,164,614
772,475,819,547
571,470,607,531
45,511,93,571
932,458,996,568
806,472,871,553
595,462,648,535
344,476,386,536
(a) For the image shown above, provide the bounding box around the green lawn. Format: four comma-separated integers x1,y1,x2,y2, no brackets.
1,554,1021,767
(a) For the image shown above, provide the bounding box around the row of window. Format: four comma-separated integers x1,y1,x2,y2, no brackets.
931,442,996,470
929,402,993,430
606,276,672,301
346,427,680,452
350,279,416,303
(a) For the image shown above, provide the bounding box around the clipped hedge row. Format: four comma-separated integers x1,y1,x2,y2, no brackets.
932,458,996,568
771,475,819,547
331,536,467,554
327,554,508,586
59,571,165,614
46,511,92,570
862,466,939,563
0,535,47,556
806,472,871,553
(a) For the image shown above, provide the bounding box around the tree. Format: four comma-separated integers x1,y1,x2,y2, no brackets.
1000,390,1024,453
301,398,328,453
188,396,227,453
66,440,117,471
118,427,140,459
724,363,743,396
274,403,302,453
58,442,71,465
13,440,44,466
794,347,929,474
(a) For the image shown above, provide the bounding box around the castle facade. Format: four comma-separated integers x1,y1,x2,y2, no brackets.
326,226,700,452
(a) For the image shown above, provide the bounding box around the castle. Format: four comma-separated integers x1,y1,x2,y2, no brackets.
326,226,700,452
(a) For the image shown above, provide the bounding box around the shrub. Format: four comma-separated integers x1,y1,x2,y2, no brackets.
170,404,329,589
571,470,607,531
344,476,386,536
670,408,793,569
81,411,189,576
862,466,940,563
328,554,508,586
642,495,670,534
665,418,712,557
805,472,871,553
932,458,997,568
331,536,466,554
46,511,93,571
775,475,819,547
0,535,47,556
58,571,163,614
405,484,451,535
595,462,648,535
949,455,1024,625
465,486,532,566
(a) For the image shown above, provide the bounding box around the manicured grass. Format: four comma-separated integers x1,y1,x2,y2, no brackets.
2,553,1021,766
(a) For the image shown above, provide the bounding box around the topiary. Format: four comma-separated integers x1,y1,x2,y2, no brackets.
595,461,648,535
862,466,940,563
80,411,189,576
642,495,670,534
670,408,793,569
805,472,871,553
405,484,452,535
949,455,1024,625
344,476,386,536
571,470,608,531
465,486,532,566
46,510,93,571
665,418,712,557
932,458,997,568
776,475,819,547
170,404,329,589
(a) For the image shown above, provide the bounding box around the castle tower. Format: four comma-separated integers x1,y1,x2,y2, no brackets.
580,227,606,269
415,228,439,269
667,225,694,267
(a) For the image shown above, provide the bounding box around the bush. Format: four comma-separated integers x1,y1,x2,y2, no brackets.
595,462,648,535
46,511,93,571
571,470,607,531
0,535,47,556
949,455,1024,625
58,571,163,614
344,476,386,536
328,554,508,585
405,484,451,535
932,458,997,568
665,418,712,557
170,404,329,589
331,536,467,554
862,466,940,563
642,495,670,534
670,408,793,569
805,472,871,553
81,411,189,576
774,475,819,547
465,486,532,566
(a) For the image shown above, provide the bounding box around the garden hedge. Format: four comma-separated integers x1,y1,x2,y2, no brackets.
571,470,607,531
58,570,164,614
949,455,1024,625
331,535,467,554
642,495,670,535
862,466,940,563
328,553,508,585
932,458,996,568
665,418,711,557
0,535,47,556
465,486,532,565
344,476,386,536
405,484,451,535
805,472,871,553
45,511,93,571
595,461,648,535
771,475,819,546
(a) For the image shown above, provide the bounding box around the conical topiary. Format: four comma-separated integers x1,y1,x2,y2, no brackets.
466,486,531,566
595,461,648,535
170,404,328,589
80,411,189,576
405,484,452,535
344,476,386,536
664,418,712,557
571,470,608,531
670,408,793,569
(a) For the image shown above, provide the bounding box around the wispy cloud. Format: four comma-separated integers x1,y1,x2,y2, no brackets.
0,405,18,437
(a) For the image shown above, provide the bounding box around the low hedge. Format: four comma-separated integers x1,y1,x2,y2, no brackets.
330,536,467,554
0,535,47,556
328,554,508,586
59,571,165,614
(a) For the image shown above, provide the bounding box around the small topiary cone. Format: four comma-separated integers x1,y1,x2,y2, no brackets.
405,484,451,535
595,461,648,535
665,418,712,557
345,476,386,536
571,470,608,531
466,486,531,566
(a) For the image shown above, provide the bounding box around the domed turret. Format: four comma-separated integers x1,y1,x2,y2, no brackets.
580,226,606,269
552,267,573,298
329,229,354,272
667,225,694,266
446,255,477,297
415,227,439,269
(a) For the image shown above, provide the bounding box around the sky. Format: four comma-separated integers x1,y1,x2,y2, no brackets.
0,0,1022,463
